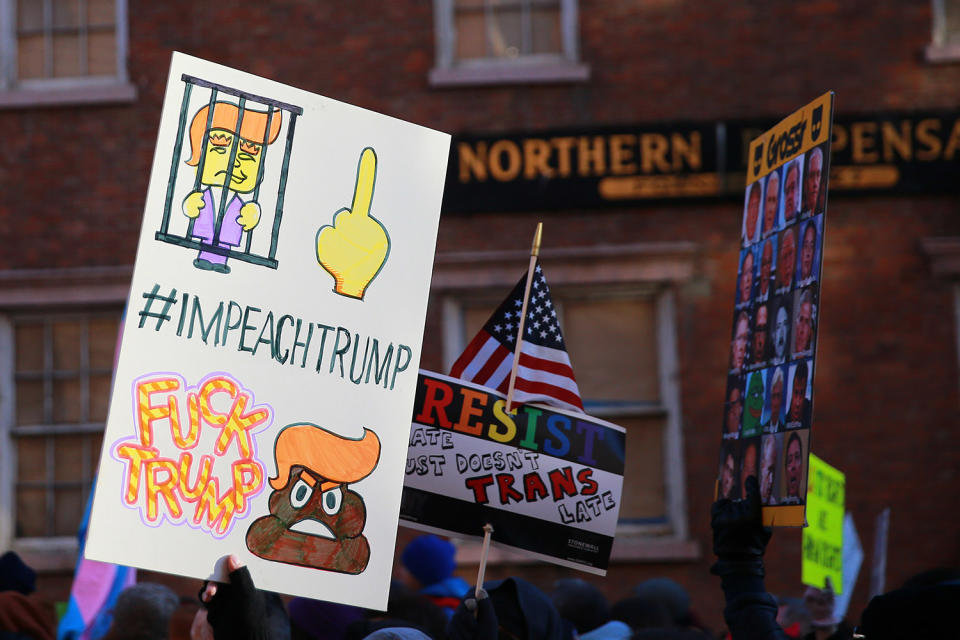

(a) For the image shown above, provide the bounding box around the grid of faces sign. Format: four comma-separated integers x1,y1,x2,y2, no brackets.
719,92,834,527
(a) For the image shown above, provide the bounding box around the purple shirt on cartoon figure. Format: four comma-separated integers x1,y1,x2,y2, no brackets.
191,188,245,266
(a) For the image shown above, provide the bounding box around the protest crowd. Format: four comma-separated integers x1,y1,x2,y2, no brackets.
3,513,957,639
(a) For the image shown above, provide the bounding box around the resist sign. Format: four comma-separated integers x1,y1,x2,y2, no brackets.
400,371,625,575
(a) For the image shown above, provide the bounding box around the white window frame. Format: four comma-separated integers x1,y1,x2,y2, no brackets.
921,237,960,389
0,266,130,571
430,0,590,86
0,0,136,108
926,0,960,62
432,244,700,564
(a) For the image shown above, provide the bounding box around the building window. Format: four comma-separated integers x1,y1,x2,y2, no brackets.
927,0,960,62
452,290,679,531
0,0,135,107
1,311,120,543
433,244,699,561
431,0,590,86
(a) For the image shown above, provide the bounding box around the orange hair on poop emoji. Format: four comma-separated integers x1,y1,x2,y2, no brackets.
269,424,380,491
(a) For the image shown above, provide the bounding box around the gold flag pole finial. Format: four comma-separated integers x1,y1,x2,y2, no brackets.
506,222,543,413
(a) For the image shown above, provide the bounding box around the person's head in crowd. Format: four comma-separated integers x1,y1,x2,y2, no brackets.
744,181,762,243
752,304,768,364
0,551,36,595
775,595,811,639
550,578,609,634
630,631,712,640
782,161,800,223
365,581,448,640
777,228,796,290
578,619,632,640
763,170,780,235
789,360,809,423
632,578,692,629
759,238,774,297
720,449,737,499
265,592,292,640
800,221,817,281
0,552,55,639
363,628,433,640
804,147,823,214
102,583,179,640
288,597,364,640
483,577,567,640
794,289,814,355
760,436,778,505
346,584,444,640
803,581,840,632
402,535,457,590
857,581,959,640
731,311,750,372
740,440,758,499
610,595,674,631
784,432,804,499
401,535,469,618
855,568,960,639
725,384,743,435
773,303,790,363
901,566,960,589
739,250,754,305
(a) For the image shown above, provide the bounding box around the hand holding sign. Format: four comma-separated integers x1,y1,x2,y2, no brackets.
317,147,390,299
710,476,772,577
202,555,272,640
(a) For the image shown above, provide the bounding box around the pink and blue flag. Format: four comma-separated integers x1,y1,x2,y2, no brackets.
56,487,136,639
58,309,135,640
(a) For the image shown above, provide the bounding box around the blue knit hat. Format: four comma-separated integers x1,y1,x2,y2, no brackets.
401,535,455,587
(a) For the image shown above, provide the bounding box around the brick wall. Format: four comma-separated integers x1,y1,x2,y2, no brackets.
10,0,960,633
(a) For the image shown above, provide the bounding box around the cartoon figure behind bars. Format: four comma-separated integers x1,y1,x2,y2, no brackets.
182,102,282,274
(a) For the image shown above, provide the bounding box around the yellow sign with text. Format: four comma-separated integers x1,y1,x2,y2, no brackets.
802,454,845,593
747,92,834,184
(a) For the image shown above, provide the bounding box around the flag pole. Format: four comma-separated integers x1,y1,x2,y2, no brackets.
505,223,542,413
474,523,494,599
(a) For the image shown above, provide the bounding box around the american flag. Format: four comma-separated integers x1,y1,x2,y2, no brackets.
449,260,584,413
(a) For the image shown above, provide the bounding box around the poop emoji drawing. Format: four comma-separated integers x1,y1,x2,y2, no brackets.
245,423,381,574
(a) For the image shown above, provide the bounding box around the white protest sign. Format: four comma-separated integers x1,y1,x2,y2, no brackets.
400,371,625,575
834,512,863,619
85,52,450,610
869,507,891,597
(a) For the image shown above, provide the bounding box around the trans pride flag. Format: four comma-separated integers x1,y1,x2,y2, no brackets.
58,310,135,639
56,488,136,639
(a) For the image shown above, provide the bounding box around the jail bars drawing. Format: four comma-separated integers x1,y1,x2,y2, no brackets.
156,74,303,270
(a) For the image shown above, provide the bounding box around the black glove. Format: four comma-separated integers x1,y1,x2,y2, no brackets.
710,475,772,577
203,565,270,640
447,588,498,640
